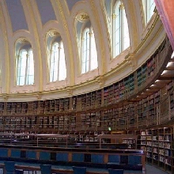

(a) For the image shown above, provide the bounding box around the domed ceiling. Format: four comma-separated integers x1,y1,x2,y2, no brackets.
0,0,166,101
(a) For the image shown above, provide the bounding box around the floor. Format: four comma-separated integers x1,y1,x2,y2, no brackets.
146,164,169,174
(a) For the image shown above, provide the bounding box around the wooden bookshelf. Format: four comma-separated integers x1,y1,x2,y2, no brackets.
139,127,173,173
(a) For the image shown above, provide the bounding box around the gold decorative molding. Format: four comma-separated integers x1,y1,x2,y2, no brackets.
52,0,75,86
89,0,107,74
76,13,89,23
17,38,29,44
33,92,42,100
47,30,59,37
2,93,8,101
96,75,105,87
66,87,73,96
22,0,43,92
125,53,137,68
134,13,160,54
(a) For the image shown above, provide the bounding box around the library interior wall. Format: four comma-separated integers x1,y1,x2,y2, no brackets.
0,1,174,173
0,0,165,102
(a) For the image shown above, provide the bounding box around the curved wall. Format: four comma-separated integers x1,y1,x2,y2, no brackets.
0,37,172,133
0,0,165,102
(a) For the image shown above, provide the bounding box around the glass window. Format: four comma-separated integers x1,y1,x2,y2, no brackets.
16,48,34,86
81,27,98,74
142,0,155,24
49,41,66,82
113,1,130,58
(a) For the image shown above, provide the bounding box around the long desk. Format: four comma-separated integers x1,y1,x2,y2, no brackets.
0,145,145,173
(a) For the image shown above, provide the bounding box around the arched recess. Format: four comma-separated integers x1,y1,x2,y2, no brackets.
73,11,99,85
76,13,98,74
12,37,36,93
45,30,67,90
15,38,34,86
42,20,70,91
68,0,110,88
8,30,37,94
102,0,131,71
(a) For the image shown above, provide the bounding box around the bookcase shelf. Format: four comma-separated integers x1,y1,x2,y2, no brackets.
139,127,173,173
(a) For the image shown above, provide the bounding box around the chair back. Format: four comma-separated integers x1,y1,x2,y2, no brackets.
40,164,52,174
73,166,86,174
108,168,124,174
4,161,15,174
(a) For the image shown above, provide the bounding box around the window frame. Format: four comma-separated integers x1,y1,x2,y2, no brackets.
81,26,98,74
49,40,67,82
112,0,130,58
142,0,155,24
16,47,34,86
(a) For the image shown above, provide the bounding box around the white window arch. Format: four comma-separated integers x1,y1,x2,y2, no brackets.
81,27,98,74
16,48,34,86
142,0,155,24
112,1,130,58
49,41,66,82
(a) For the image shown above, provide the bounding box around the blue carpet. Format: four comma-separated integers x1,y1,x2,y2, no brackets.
146,164,168,174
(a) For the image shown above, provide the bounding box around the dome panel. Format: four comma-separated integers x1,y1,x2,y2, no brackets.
6,0,28,32
35,0,56,25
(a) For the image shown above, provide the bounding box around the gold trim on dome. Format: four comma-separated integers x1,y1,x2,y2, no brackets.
48,30,59,37
112,13,117,19
66,87,73,96
22,0,43,91
52,0,75,86
134,13,160,54
120,3,124,10
76,13,89,23
96,75,105,87
17,38,29,44
89,0,106,74
2,93,8,101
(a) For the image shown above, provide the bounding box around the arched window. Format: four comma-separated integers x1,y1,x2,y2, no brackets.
16,48,34,86
81,27,98,74
112,1,130,58
49,41,66,82
142,0,155,24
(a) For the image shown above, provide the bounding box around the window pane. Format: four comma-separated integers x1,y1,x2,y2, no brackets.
90,30,98,70
113,1,130,58
122,7,130,50
113,2,121,57
143,0,155,23
17,49,27,85
59,43,66,80
50,43,58,82
82,28,90,73
26,50,34,85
